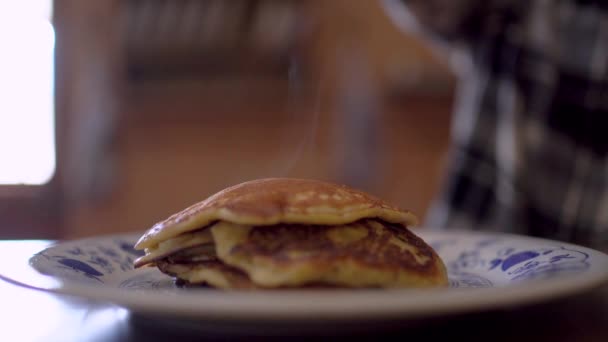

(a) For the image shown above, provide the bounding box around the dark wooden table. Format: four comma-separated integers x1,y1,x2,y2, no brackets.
1,243,608,342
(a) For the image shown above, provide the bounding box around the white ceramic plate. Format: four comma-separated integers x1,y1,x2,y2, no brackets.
2,230,608,322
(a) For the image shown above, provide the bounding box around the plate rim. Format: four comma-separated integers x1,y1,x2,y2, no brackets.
2,230,608,321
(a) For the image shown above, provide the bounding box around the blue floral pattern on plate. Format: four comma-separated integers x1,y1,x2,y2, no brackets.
29,231,594,290
31,238,145,285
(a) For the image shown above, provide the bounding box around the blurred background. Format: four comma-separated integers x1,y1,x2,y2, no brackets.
0,0,455,239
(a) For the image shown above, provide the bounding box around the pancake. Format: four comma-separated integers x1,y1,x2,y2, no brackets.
134,178,418,250
133,229,214,268
157,259,257,289
211,219,447,288
133,178,447,289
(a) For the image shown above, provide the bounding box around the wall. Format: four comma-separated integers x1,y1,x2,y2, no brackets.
59,0,454,238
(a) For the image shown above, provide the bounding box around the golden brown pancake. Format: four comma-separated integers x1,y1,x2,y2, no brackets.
211,219,447,288
157,259,257,290
134,178,418,250
133,229,214,268
134,178,447,289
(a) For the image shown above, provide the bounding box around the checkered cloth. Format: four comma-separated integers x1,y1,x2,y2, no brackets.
386,0,608,249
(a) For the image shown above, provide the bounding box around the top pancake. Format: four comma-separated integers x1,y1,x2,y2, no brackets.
135,178,418,250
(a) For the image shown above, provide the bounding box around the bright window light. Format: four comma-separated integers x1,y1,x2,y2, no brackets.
0,0,55,185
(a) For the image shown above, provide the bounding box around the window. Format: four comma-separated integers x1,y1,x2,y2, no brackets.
0,0,55,185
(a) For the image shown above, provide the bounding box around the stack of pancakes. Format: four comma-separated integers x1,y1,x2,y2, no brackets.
134,178,447,289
